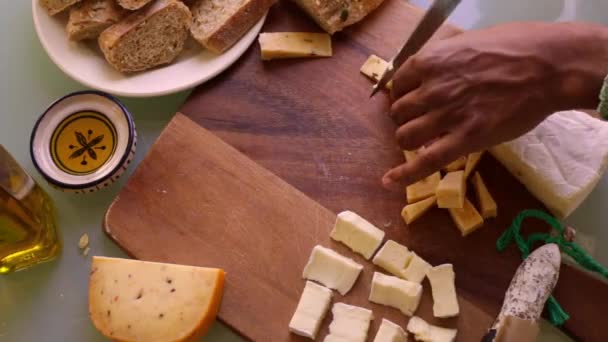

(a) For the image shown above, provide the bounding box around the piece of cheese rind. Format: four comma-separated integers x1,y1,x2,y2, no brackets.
402,252,432,283
406,172,441,203
406,316,457,342
448,198,484,237
259,32,332,60
330,211,385,259
443,157,467,172
436,171,465,209
88,257,225,342
360,54,389,81
490,110,608,219
325,303,373,342
302,245,363,295
372,240,412,279
426,264,460,318
402,196,437,224
289,281,333,339
373,318,408,342
472,172,497,219
464,151,484,178
369,272,422,316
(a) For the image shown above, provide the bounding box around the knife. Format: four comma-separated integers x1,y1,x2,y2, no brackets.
370,0,462,97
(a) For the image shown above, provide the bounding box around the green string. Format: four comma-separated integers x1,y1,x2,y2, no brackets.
496,209,608,326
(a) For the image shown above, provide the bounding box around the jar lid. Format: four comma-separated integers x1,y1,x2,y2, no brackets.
30,91,136,193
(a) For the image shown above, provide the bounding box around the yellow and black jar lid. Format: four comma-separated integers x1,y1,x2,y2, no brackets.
30,91,136,193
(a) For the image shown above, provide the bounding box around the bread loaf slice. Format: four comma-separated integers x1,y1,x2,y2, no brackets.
117,0,153,10
40,0,83,15
290,0,385,34
99,0,192,73
190,0,276,54
67,0,127,41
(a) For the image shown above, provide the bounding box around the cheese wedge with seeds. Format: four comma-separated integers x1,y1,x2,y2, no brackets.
464,151,484,178
259,32,332,60
372,240,412,279
330,211,385,259
402,196,436,224
360,54,389,81
427,264,459,318
472,172,497,218
88,257,225,342
436,171,465,209
302,245,363,295
448,198,484,236
369,272,422,316
289,281,333,339
407,316,457,342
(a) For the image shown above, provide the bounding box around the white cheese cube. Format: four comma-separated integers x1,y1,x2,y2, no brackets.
490,110,608,219
289,281,333,339
302,245,363,295
360,54,389,81
426,264,459,318
372,240,412,279
330,211,385,259
406,316,457,342
402,252,431,283
325,303,374,342
373,318,408,342
369,272,422,316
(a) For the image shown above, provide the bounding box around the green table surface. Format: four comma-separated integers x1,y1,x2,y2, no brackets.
1,0,606,341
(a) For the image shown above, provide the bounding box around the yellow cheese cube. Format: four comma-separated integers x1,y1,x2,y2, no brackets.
448,198,484,236
464,151,484,178
426,264,459,318
406,172,441,203
436,171,465,209
258,32,332,61
401,196,436,224
472,172,497,219
443,157,466,172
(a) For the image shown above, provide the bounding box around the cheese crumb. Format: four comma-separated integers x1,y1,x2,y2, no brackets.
79,234,89,249
83,247,90,256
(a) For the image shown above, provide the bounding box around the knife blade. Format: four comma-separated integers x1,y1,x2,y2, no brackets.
370,0,461,97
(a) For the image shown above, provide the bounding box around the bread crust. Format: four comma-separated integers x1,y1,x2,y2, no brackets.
67,0,127,41
117,0,154,10
40,0,83,16
290,0,386,34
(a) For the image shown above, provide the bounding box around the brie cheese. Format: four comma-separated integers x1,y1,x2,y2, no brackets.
330,211,385,259
369,272,422,316
302,245,363,295
289,281,333,339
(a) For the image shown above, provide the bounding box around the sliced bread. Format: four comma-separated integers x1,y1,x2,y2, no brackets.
190,0,276,54
67,0,127,41
99,0,192,73
290,0,386,34
40,0,83,15
117,0,154,10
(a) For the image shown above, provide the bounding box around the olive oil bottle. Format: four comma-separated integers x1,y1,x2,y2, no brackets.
0,145,60,274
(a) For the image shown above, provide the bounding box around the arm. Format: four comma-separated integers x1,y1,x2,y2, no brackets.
382,22,608,188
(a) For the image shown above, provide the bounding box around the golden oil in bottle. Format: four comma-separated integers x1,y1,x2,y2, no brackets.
0,146,60,274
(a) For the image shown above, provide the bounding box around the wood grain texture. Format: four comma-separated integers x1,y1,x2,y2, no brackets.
106,0,608,341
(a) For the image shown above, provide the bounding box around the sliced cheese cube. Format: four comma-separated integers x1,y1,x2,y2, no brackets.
325,303,373,342
402,196,437,224
443,157,466,172
330,211,385,259
402,252,431,283
464,151,484,178
360,54,389,81
302,245,363,295
406,316,457,342
373,318,408,342
372,240,412,279
472,172,497,219
448,198,484,236
259,32,332,61
369,272,422,316
436,171,465,209
289,281,333,339
426,264,459,318
406,172,441,203
88,257,225,342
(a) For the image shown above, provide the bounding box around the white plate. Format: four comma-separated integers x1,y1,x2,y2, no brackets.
32,1,266,97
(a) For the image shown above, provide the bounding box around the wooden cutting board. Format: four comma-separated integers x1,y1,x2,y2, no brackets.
105,0,608,341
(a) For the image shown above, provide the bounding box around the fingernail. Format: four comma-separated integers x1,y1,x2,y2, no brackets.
381,175,402,192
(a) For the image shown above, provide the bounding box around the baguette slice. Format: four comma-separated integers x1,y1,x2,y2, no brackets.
67,0,128,41
190,0,276,54
40,0,83,15
99,0,192,73
117,0,154,10
290,0,385,34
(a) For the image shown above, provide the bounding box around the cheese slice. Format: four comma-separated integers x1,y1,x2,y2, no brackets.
472,172,497,219
426,264,459,318
401,252,431,283
436,171,465,209
88,257,225,342
289,281,333,339
369,272,422,316
490,110,608,219
464,151,484,178
401,196,437,224
302,245,363,295
373,318,408,342
448,198,484,236
330,211,385,259
443,157,466,172
325,303,373,342
372,240,412,279
259,32,332,60
406,316,457,342
406,172,441,203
